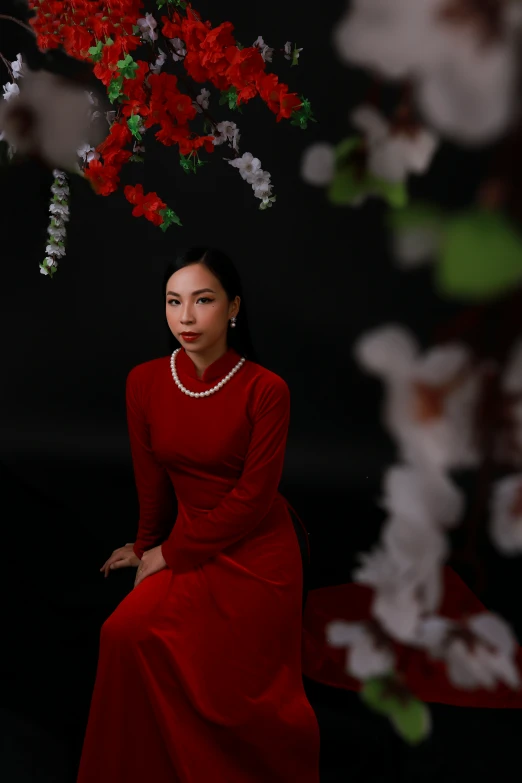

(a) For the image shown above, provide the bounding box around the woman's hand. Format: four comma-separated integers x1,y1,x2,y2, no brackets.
134,545,167,589
100,543,140,578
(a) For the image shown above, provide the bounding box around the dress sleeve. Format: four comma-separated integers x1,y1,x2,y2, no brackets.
161,376,290,573
126,366,176,560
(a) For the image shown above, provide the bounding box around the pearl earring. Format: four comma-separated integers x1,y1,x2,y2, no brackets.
230,316,237,328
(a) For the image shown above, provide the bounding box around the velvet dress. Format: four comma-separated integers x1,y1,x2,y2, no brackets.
77,346,522,783
76,346,321,783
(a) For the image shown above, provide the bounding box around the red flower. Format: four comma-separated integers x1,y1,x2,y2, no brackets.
124,184,166,225
84,160,120,196
224,47,265,104
256,73,302,121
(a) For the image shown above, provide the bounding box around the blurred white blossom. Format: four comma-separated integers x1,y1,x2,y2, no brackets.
351,105,438,182
0,68,106,172
381,463,464,530
2,82,20,101
355,326,481,469
490,474,522,555
301,142,336,186
334,0,520,143
326,620,395,679
417,613,521,690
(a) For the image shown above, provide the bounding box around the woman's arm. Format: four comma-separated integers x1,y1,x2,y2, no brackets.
126,365,176,560
161,375,290,573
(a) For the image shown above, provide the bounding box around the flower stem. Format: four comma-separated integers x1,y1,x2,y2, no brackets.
0,14,36,36
0,51,13,80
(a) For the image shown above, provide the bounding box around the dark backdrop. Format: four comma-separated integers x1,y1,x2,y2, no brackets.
2,3,521,781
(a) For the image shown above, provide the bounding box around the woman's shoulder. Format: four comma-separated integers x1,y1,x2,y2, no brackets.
126,355,170,388
243,358,290,401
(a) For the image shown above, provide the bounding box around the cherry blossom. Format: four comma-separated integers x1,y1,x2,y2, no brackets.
326,620,395,679
333,0,521,143
490,474,522,555
0,67,106,172
300,142,335,187
253,36,274,63
381,463,464,530
354,513,447,642
416,613,521,690
351,105,438,182
354,325,481,469
137,13,158,43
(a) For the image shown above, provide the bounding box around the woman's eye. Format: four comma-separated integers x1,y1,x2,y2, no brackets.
167,298,213,305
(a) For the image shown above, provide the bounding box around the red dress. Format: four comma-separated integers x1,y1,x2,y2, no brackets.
78,347,522,783
77,346,321,783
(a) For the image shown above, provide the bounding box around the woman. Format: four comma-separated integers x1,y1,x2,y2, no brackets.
76,247,321,783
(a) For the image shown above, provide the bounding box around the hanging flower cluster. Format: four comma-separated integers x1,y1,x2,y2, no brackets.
0,2,313,275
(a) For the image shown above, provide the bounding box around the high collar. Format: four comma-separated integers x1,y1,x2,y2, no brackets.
176,346,243,384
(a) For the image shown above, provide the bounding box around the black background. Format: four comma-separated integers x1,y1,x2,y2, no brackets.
1,1,521,781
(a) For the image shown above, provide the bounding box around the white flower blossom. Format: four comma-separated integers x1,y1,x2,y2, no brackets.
333,0,520,143
354,514,447,643
354,326,481,470
416,613,521,690
229,151,262,182
194,88,210,113
11,53,25,80
490,474,522,555
301,142,336,186
326,621,395,679
150,48,167,75
137,13,158,43
0,68,106,172
213,120,240,151
351,105,438,182
382,463,464,530
170,38,187,61
2,82,20,101
253,35,274,63
77,142,100,164
228,152,275,209
49,202,69,218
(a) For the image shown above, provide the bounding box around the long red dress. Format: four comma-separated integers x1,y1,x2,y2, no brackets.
78,346,522,783
77,346,321,783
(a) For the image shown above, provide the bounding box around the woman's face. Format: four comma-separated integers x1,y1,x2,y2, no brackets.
165,263,239,355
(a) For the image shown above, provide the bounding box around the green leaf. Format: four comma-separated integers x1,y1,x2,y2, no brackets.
389,698,431,746
290,95,316,130
159,207,182,231
127,114,142,141
335,136,364,163
88,40,103,63
437,209,522,300
219,87,239,111
132,24,140,34
360,676,431,746
117,54,138,80
360,677,397,717
328,167,407,209
107,75,124,104
387,201,444,232
129,154,145,163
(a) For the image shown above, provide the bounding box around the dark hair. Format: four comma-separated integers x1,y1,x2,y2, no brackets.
162,247,260,364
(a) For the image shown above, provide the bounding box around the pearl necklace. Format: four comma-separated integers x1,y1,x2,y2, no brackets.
170,347,246,398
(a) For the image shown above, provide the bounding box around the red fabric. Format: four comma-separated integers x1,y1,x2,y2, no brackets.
301,566,522,709
77,347,321,783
